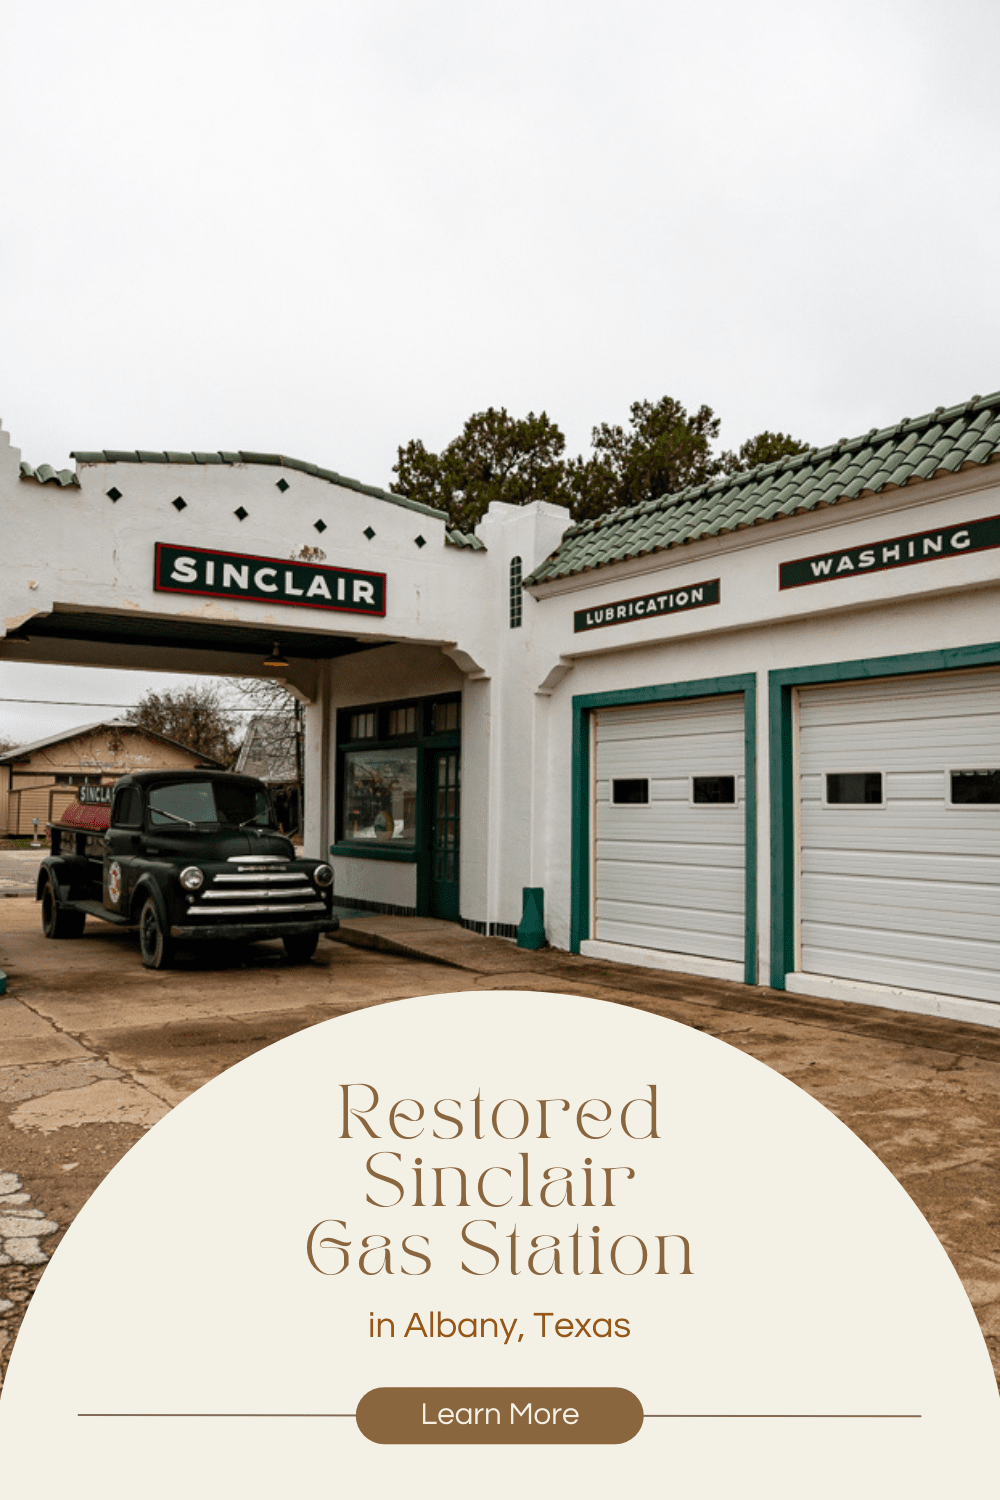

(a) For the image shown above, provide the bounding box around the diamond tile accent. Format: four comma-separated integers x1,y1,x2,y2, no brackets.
276,478,290,492
69,448,449,522
172,496,187,511
106,486,122,502
414,534,426,548
314,518,327,533
234,506,248,521
363,526,376,540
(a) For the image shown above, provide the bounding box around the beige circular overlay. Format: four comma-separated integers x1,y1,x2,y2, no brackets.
0,991,996,1496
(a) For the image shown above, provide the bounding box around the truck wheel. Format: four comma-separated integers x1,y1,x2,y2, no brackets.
283,932,319,963
139,898,175,970
41,880,86,939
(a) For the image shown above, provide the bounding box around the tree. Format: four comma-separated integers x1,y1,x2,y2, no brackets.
719,430,812,475
230,678,300,782
567,396,724,523
392,398,810,529
226,678,303,833
391,407,571,531
131,684,239,766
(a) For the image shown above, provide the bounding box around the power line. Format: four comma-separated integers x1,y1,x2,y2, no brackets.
0,698,134,708
0,697,276,712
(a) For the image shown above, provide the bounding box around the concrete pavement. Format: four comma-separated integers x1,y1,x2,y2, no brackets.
1,897,998,1392
0,850,45,898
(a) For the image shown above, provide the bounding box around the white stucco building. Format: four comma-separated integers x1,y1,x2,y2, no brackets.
2,390,998,1026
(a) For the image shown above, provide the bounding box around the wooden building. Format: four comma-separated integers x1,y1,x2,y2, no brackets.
0,719,223,836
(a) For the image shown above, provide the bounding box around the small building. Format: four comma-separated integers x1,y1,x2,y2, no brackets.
0,719,224,836
233,712,302,834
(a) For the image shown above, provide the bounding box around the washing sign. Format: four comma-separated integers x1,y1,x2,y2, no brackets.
779,514,1000,589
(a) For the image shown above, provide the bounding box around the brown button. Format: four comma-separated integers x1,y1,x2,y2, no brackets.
356,1387,643,1444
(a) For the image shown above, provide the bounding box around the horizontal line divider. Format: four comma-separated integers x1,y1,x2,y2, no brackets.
78,1411,921,1420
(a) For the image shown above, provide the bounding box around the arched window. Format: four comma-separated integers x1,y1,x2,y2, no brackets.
509,555,523,628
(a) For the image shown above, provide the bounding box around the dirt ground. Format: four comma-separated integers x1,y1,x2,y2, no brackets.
1,895,998,1392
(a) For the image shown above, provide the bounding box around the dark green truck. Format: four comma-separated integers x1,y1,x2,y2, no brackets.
38,769,338,969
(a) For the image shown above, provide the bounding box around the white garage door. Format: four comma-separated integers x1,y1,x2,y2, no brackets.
798,668,1000,1004
593,695,745,973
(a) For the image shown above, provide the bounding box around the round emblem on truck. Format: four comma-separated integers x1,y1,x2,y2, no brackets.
107,861,122,904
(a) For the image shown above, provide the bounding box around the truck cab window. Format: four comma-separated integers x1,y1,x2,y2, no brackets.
148,780,274,828
114,787,143,827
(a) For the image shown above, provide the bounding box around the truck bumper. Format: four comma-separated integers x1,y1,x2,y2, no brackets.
169,917,339,942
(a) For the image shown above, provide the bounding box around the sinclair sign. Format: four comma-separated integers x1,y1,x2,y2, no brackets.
154,544,386,616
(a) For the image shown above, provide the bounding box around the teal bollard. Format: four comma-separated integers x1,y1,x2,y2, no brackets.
517,887,545,949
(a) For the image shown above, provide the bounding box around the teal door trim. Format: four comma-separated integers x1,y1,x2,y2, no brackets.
571,673,757,984
767,640,1000,991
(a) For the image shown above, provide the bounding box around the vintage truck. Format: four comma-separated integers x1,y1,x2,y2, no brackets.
37,769,338,969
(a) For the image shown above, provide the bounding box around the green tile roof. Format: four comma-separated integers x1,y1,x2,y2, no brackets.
525,391,1000,586
19,461,79,487
68,448,448,521
445,527,485,550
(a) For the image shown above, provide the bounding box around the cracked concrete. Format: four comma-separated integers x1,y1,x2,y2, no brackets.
0,851,46,897
9,1078,170,1133
0,896,997,1397
0,1057,123,1103
0,1170,59,1370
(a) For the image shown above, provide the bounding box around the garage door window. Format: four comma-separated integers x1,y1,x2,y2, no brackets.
824,771,884,805
692,775,736,805
612,778,649,805
949,768,1000,805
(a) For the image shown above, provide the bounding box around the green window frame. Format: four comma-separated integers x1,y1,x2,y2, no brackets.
571,673,758,984
510,556,523,628
331,692,462,866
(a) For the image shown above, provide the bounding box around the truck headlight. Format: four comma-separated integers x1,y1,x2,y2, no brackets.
180,866,205,891
313,863,334,888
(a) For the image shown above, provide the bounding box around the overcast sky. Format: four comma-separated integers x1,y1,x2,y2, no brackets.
3,0,1000,744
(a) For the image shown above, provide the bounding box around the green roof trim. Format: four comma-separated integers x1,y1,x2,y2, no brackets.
445,527,485,550
19,461,79,488
525,390,1000,586
69,448,448,521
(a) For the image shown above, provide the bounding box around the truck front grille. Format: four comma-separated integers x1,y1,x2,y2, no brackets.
187,866,327,920
187,903,328,917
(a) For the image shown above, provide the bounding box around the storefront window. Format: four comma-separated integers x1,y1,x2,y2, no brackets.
349,712,377,740
388,705,417,737
342,748,417,844
431,699,460,734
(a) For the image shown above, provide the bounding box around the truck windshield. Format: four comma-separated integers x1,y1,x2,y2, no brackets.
147,781,274,829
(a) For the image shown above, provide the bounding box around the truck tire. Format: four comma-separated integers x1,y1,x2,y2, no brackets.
139,897,175,970
41,879,86,939
283,932,319,963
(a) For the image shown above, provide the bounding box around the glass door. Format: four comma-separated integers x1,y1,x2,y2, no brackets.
429,750,460,919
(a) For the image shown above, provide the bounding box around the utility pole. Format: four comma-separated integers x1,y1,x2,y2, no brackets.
294,697,304,837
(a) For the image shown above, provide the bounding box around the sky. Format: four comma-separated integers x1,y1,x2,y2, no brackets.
3,0,1000,744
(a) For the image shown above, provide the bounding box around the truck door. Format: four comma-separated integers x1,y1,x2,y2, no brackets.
104,785,144,913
